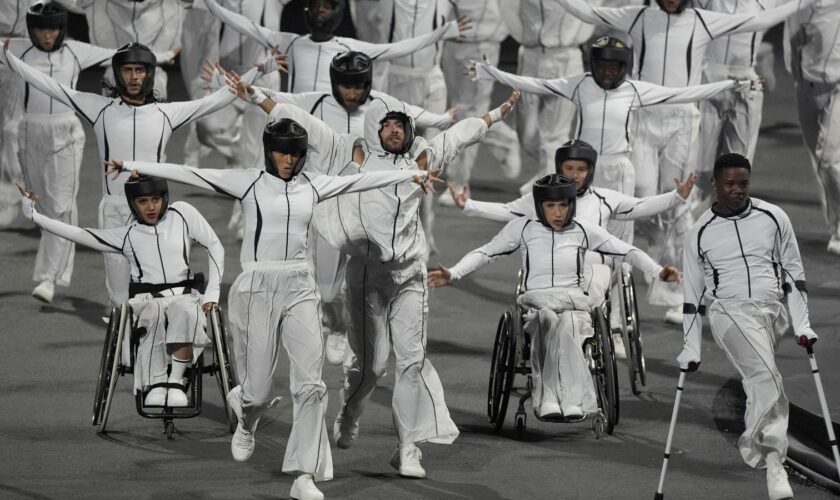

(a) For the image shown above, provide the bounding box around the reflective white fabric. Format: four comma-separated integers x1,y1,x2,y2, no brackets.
0,67,23,227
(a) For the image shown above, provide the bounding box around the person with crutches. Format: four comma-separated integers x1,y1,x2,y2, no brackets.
672,153,818,500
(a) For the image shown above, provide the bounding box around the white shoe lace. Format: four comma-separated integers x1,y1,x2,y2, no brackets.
234,426,253,447
404,446,422,465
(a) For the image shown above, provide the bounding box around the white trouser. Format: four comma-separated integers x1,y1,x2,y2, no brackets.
518,288,598,414
129,292,209,392
594,152,635,243
632,103,698,307
19,113,85,286
310,231,349,334
0,66,23,227
707,298,789,468
441,40,519,186
695,65,763,216
517,46,581,178
341,257,459,445
795,80,840,242
227,261,332,480
98,194,133,306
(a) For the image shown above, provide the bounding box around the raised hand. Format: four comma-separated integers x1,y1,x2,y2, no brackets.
448,184,470,209
674,172,697,199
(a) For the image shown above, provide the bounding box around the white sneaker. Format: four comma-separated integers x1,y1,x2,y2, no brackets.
663,305,683,325
501,148,521,179
538,401,562,419
166,387,189,407
828,237,840,256
231,422,256,462
32,280,55,303
389,443,426,478
333,407,358,449
766,456,793,500
144,387,167,407
290,474,323,500
612,333,627,360
562,405,584,419
325,332,348,366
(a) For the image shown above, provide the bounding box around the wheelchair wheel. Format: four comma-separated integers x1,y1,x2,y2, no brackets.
623,272,646,392
487,309,517,431
209,307,237,433
96,304,129,433
593,306,619,434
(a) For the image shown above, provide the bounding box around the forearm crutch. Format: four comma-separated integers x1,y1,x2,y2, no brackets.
804,343,840,480
654,369,688,500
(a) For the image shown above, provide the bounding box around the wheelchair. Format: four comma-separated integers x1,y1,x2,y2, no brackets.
610,264,647,395
91,299,237,440
487,272,620,439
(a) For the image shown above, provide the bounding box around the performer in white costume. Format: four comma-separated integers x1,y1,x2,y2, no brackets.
678,153,818,500
785,0,840,256
18,176,224,409
110,117,436,500
429,174,679,418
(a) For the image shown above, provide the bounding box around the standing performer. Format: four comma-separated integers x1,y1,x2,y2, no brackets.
18,175,224,409
109,120,439,500
6,2,174,304
785,0,840,256
553,0,811,322
0,42,268,308
678,153,818,500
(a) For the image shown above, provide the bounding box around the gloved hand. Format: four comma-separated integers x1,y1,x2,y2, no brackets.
796,327,818,348
676,344,701,372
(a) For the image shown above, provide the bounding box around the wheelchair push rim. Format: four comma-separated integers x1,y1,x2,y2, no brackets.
487,309,517,431
593,306,619,434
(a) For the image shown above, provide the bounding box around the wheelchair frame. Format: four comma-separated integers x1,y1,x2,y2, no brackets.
611,264,647,395
91,304,237,439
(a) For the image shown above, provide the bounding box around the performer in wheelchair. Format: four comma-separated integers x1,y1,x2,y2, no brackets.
428,175,680,420
106,119,440,500
17,175,224,409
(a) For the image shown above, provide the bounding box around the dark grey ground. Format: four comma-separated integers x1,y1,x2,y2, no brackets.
1,39,839,499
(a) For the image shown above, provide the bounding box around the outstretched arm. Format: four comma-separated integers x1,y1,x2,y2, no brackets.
700,0,815,38
608,174,695,221
461,192,533,223
471,60,581,99
583,222,666,279
347,18,464,62
174,203,225,305
111,160,260,200
441,218,526,284
551,0,646,33
199,0,294,50
66,40,179,71
633,79,746,107
308,169,438,201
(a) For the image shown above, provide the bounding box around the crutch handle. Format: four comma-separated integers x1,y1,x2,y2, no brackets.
797,335,817,350
687,361,700,372
654,493,664,500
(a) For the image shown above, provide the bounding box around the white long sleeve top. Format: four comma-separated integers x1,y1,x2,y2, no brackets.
694,0,782,71
449,0,508,43
475,62,737,155
25,199,225,303
5,39,175,116
553,0,806,86
125,160,425,265
519,0,597,49
0,0,33,37
0,46,261,197
381,0,454,68
199,0,460,92
681,198,813,360
448,217,663,291
784,0,840,85
69,0,183,53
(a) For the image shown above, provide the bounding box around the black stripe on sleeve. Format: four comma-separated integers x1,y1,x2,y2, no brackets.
83,229,122,252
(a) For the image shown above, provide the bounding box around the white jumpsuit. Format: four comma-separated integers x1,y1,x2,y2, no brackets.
23,199,224,394
0,46,261,305
448,217,663,414
680,198,815,468
6,39,171,288
278,97,488,445
555,0,806,305
126,158,425,480
784,1,840,247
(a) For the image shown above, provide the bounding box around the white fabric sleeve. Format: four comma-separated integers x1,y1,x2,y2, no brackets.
699,0,811,38
5,38,29,58
0,45,108,123
267,103,343,159
582,221,663,278
632,79,737,107
423,117,488,171
346,20,460,62
462,193,533,222
261,88,321,108
474,62,581,100
160,66,261,130
27,203,126,254
64,40,114,69
679,227,706,368
776,207,815,336
448,219,525,281
125,161,261,200
551,0,646,33
174,202,225,304
201,0,296,50
607,189,685,221
308,170,421,201
408,105,453,130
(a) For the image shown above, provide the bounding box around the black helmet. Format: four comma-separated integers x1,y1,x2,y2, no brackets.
26,2,68,52
329,51,373,108
533,174,577,229
112,42,157,101
379,111,415,155
656,0,689,14
263,118,308,179
125,175,169,225
589,36,633,90
304,0,345,34
555,140,598,194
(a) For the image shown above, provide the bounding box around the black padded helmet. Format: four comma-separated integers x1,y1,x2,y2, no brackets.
555,140,598,194
263,118,308,179
125,175,169,225
590,36,633,90
656,0,689,14
533,174,577,229
112,42,157,101
26,2,68,52
304,0,345,34
329,51,373,108
379,111,415,156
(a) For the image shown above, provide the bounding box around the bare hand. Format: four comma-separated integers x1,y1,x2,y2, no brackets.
499,88,520,119
202,302,217,313
271,49,289,74
103,160,138,180
168,45,183,62
413,168,445,194
456,15,472,33
448,184,470,209
3,38,10,50
427,264,452,288
225,70,252,99
16,182,39,201
446,106,459,122
659,266,681,283
674,172,697,199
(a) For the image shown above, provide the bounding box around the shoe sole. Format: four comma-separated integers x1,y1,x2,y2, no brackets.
32,292,53,304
